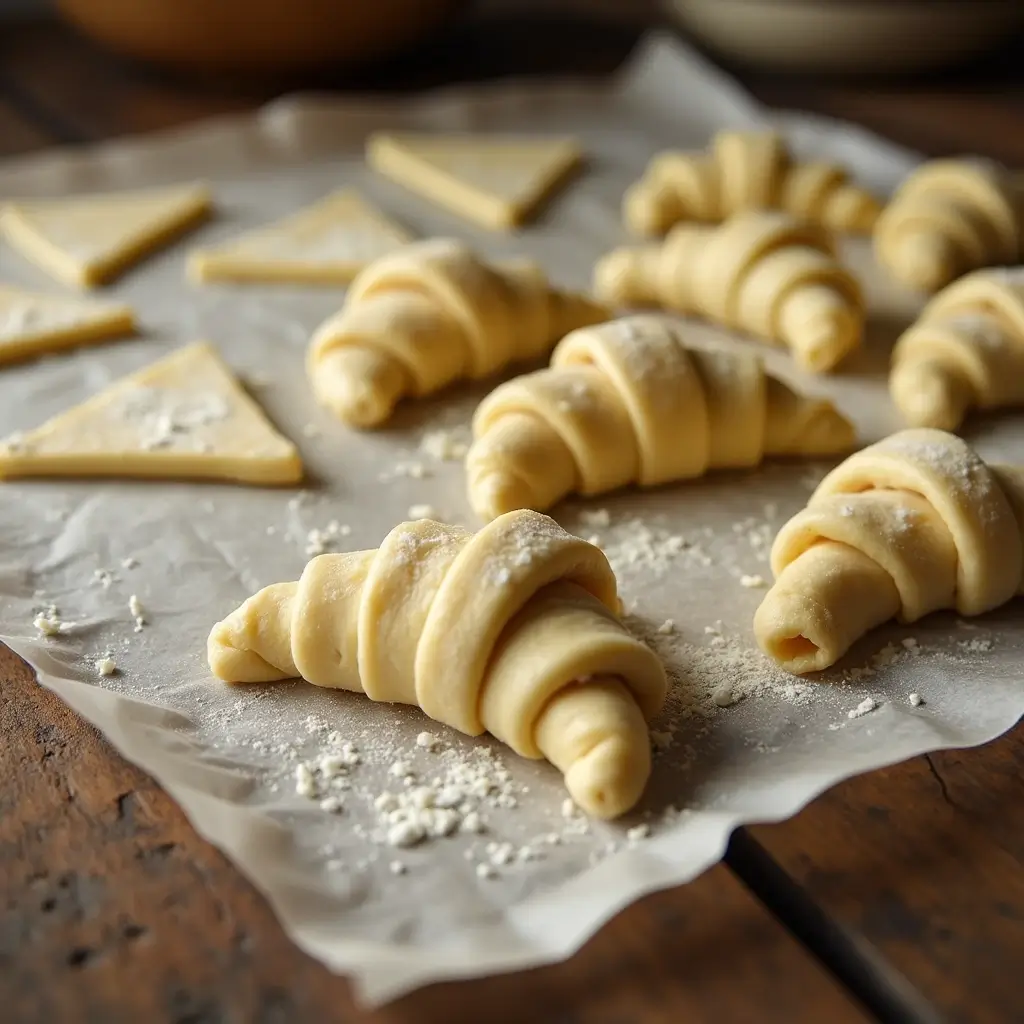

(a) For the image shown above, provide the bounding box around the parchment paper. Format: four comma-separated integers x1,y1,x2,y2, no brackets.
1,34,1022,1006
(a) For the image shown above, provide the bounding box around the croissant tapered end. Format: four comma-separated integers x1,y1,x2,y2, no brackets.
823,187,883,234
881,229,961,293
534,676,652,820
309,346,408,428
890,359,973,431
593,247,653,307
623,179,672,237
208,583,298,683
798,401,857,456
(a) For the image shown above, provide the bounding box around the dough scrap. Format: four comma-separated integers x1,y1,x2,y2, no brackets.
891,267,1024,431
0,341,302,485
188,189,412,285
625,129,881,237
874,158,1023,293
1,182,212,289
467,313,855,521
208,509,667,819
0,285,134,366
595,210,865,372
367,132,583,230
307,237,608,427
754,428,1024,674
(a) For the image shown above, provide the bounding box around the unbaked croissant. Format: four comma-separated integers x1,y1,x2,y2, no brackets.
208,509,667,819
625,130,881,237
754,428,1024,675
874,158,1023,293
466,314,855,521
307,238,607,428
891,267,1024,431
595,211,865,372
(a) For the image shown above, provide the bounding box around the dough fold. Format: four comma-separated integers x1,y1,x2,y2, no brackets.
208,509,667,819
466,313,854,521
754,428,1024,674
624,130,881,237
307,238,607,427
874,158,1023,293
594,211,865,372
890,267,1024,431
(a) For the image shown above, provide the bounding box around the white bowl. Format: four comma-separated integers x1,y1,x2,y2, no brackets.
667,0,1024,74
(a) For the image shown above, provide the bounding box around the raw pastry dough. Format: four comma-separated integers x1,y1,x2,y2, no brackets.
466,314,855,521
0,341,302,485
308,237,607,427
208,509,667,818
187,189,411,285
0,285,134,365
367,132,583,230
1,183,212,289
595,211,865,372
625,129,881,237
874,158,1023,293
754,428,1024,675
890,267,1024,431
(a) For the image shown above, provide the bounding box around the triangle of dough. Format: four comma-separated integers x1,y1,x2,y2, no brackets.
188,189,412,285
0,341,302,485
367,132,583,230
0,285,135,366
0,182,212,289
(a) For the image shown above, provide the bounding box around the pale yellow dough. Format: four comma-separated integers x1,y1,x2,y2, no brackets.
187,189,411,285
874,158,1023,293
0,341,302,485
466,313,855,521
595,211,865,372
891,267,1024,431
0,285,134,365
1,183,212,289
208,509,667,819
625,129,881,237
754,428,1024,675
307,237,608,427
367,132,583,230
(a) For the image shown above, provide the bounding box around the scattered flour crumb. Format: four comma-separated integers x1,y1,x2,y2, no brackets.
389,860,407,876
33,609,71,637
407,503,439,521
294,763,317,798
848,697,878,720
94,657,117,678
416,731,440,751
128,594,146,631
476,862,497,880
909,693,924,707
656,619,675,635
739,574,767,589
319,796,344,814
120,557,138,570
626,823,650,843
420,429,468,462
387,821,425,848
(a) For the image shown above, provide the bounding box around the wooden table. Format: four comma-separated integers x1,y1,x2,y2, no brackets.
1,10,1023,1023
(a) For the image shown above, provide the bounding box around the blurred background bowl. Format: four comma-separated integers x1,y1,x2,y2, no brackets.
666,0,1024,74
56,0,469,75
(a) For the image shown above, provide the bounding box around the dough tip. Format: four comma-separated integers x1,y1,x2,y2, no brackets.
564,736,649,820
894,231,958,293
753,589,833,675
469,468,537,521
891,361,969,431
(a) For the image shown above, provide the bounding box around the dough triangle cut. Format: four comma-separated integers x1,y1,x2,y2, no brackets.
0,285,135,366
0,341,302,485
188,189,412,285
1,182,212,288
367,132,583,230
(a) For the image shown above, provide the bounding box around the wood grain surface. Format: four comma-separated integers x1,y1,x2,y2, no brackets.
1,7,1023,1023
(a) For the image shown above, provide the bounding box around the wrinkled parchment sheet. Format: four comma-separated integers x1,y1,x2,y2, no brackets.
1,34,1022,1006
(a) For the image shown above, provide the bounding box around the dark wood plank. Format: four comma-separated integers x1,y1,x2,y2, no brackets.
745,730,1024,1024
0,646,870,1024
0,98,54,157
